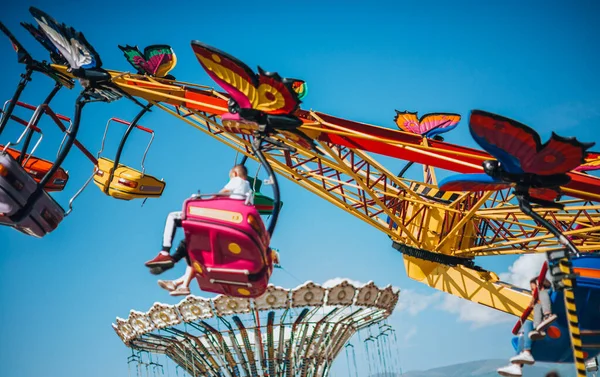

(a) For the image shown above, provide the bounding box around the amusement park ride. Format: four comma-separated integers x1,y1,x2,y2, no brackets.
113,280,401,377
1,5,600,377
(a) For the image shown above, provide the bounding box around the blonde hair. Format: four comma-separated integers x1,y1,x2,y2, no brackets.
232,164,248,179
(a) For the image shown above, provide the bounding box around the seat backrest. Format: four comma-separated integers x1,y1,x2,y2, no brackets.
0,152,38,198
182,196,270,246
247,176,263,192
0,145,68,190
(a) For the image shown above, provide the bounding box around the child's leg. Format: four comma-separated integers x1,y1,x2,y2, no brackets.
522,321,533,353
536,290,558,330
145,211,183,270
170,266,193,296
171,239,188,263
538,289,552,315
162,211,183,251
173,270,188,286
501,321,534,374
517,329,525,354
533,303,543,329
182,265,195,288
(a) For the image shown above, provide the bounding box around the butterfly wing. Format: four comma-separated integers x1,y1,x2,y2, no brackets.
469,110,542,174
290,79,307,100
21,22,66,65
394,111,422,134
118,45,146,74
420,113,461,138
575,151,600,172
142,44,176,78
0,21,32,64
523,132,594,175
438,173,513,192
255,67,301,114
191,41,257,109
528,187,560,202
30,7,102,70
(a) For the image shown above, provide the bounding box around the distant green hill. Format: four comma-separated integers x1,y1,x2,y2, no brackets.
370,359,577,377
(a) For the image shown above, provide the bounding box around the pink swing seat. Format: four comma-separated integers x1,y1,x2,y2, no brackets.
181,195,274,298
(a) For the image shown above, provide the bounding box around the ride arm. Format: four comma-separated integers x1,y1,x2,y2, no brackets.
49,64,600,201
402,255,533,317
251,137,281,237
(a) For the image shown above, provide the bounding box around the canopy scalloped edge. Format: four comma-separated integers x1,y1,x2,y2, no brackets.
112,279,400,344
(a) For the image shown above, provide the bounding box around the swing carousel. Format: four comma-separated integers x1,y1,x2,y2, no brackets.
113,280,400,377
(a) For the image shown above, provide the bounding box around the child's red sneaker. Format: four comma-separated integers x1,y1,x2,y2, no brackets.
145,252,175,268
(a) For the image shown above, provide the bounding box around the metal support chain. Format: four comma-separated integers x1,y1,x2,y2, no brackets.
392,241,484,270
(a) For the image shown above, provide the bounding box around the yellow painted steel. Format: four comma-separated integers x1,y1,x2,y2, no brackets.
93,157,165,200
50,63,600,319
403,256,533,316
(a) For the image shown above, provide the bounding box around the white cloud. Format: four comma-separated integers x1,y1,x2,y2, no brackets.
437,295,513,329
321,277,366,288
321,278,400,293
321,254,547,328
396,289,441,316
499,253,547,289
404,326,417,342
431,254,547,328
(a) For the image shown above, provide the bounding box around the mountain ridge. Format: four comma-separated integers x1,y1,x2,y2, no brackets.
369,358,576,377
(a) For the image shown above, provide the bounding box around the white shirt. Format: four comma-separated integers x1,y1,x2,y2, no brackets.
223,177,253,202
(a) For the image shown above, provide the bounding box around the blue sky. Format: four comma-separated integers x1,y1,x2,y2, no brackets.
1,1,599,376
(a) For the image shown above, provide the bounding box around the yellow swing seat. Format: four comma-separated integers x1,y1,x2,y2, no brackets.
93,157,165,200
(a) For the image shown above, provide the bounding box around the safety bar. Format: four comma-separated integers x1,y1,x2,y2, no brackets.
0,100,44,140
9,94,87,223
5,114,42,133
206,267,250,275
2,102,46,153
20,104,48,166
106,117,153,133
208,278,252,287
98,116,154,174
512,261,549,335
185,192,253,205
0,98,94,163
65,167,97,216
189,192,242,198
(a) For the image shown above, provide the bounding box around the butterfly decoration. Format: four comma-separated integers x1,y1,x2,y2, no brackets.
119,44,177,79
438,110,594,206
191,41,319,152
30,7,102,72
28,7,137,104
0,21,74,88
0,21,33,65
574,151,600,173
291,79,308,100
394,111,461,138
191,41,301,121
20,22,67,65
